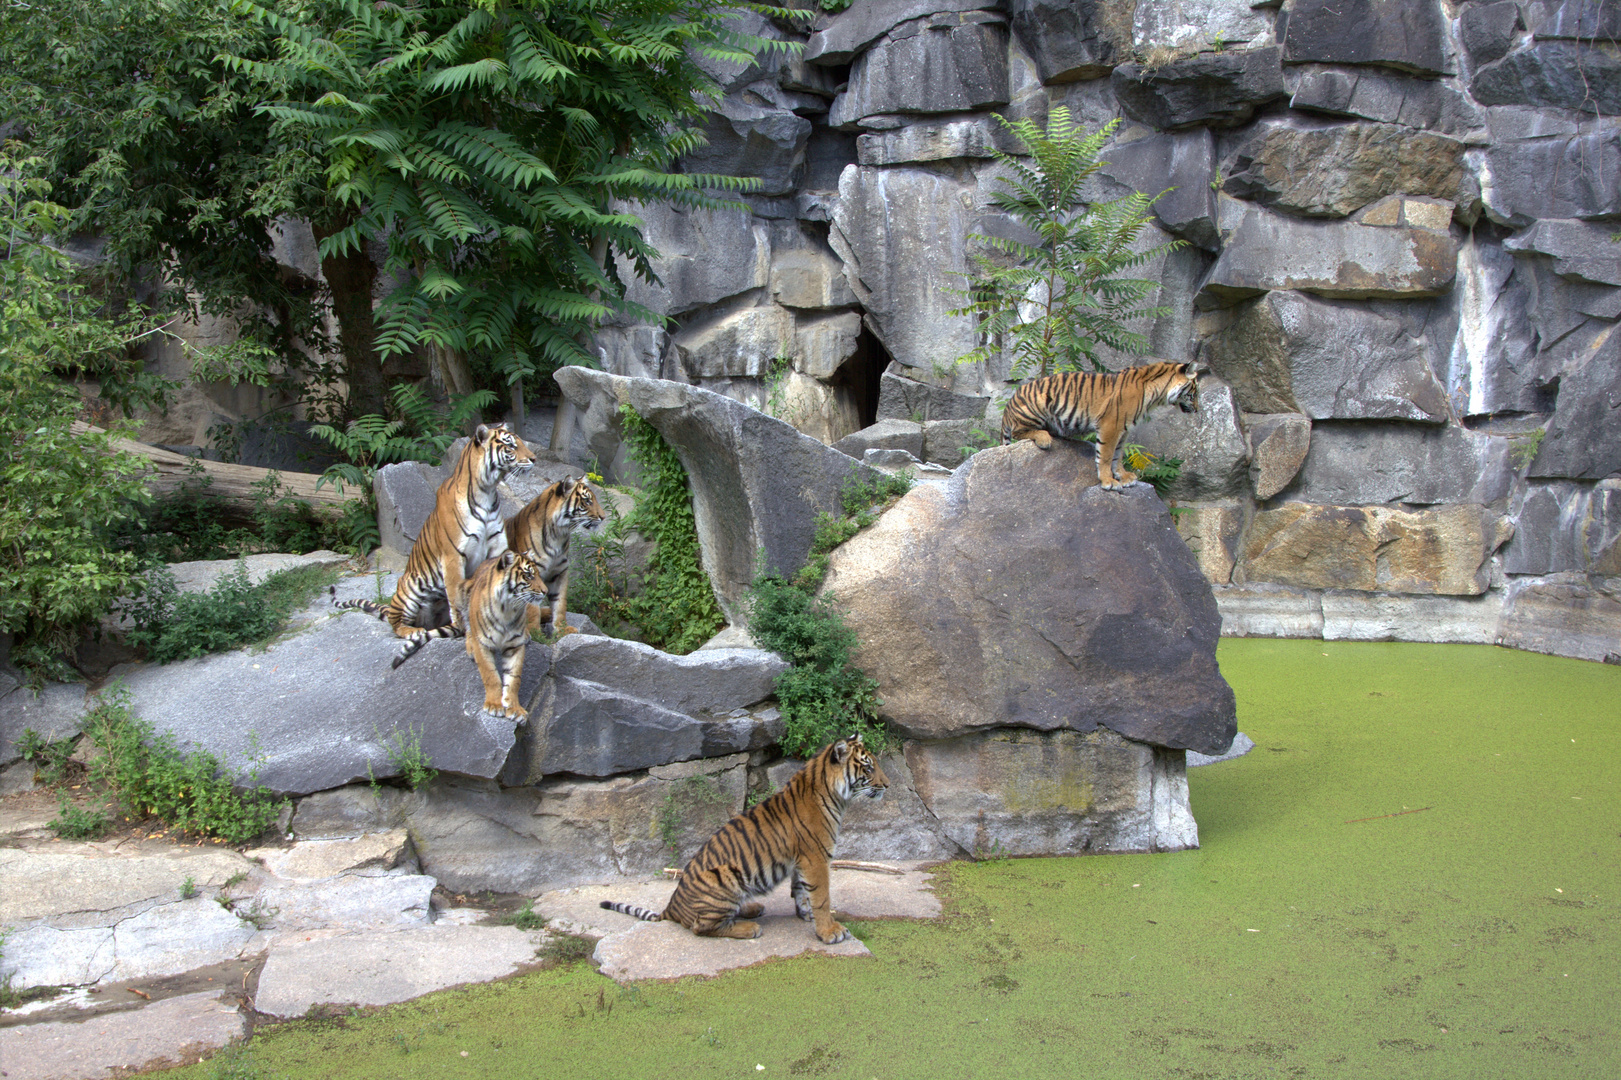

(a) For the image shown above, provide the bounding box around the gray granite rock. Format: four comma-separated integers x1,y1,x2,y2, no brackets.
1504,481,1588,574
1129,378,1252,500
106,899,261,983
1503,220,1621,287
919,418,986,468
821,440,1237,754
1009,0,1136,83
1498,574,1621,662
1460,1,1523,68
856,114,1020,165
549,634,786,717
290,785,411,840
1471,42,1621,115
1481,130,1621,227
1287,421,1517,505
619,203,767,318
1532,327,1621,480
1286,65,1485,135
1111,47,1286,130
1246,413,1313,499
804,0,992,64
830,14,1009,127
551,367,878,621
682,97,812,197
770,246,859,311
1525,0,1621,39
792,310,864,379
1221,119,1465,218
1281,0,1450,76
1439,232,1547,419
253,873,437,932
1585,480,1621,576
1320,590,1506,643
672,305,793,379
1200,290,1452,421
1202,196,1458,304
0,682,87,767
1098,128,1219,249
874,367,991,421
834,418,927,460
0,989,246,1079
1132,0,1275,52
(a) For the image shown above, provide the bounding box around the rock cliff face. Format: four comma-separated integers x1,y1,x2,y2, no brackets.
566,0,1619,661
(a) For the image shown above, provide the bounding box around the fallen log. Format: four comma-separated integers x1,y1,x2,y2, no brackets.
72,421,360,515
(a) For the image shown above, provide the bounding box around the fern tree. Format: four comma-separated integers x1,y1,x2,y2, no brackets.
228,0,797,398
952,110,1184,382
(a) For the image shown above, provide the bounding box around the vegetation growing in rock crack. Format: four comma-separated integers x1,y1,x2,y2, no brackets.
747,470,908,758
121,561,343,665
379,724,439,790
950,109,1184,384
598,406,725,654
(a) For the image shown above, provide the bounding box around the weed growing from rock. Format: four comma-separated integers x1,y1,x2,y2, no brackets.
505,901,546,931
180,876,198,900
47,791,110,839
381,724,438,790
15,728,74,785
83,689,285,843
536,933,596,966
1122,444,1183,496
122,560,342,664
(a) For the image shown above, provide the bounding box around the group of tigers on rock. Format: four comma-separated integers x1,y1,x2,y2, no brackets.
336,360,1200,944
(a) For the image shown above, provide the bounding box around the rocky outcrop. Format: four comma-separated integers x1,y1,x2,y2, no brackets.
1220,120,1466,218
1111,47,1287,131
1281,0,1451,77
821,440,1237,755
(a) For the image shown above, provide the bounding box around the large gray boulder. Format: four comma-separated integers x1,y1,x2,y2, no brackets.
1199,290,1452,422
1471,42,1621,115
1286,65,1485,135
874,367,991,421
1202,196,1458,303
1246,413,1313,500
833,418,926,460
1008,0,1136,83
820,439,1237,755
1502,480,1620,575
1098,128,1218,250
681,98,812,197
1525,0,1621,39
1481,130,1621,227
1460,1,1523,67
1128,378,1251,500
551,367,880,621
1221,119,1466,218
830,13,1009,127
1286,421,1517,505
1132,0,1275,52
856,114,1020,165
1,681,87,768
1503,220,1621,288
1437,233,1545,418
1111,47,1286,130
1281,0,1450,76
1531,328,1621,480
617,203,767,318
804,0,992,64
1499,575,1621,663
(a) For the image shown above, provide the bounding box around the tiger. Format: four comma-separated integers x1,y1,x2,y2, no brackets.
1000,360,1201,490
600,734,889,943
503,475,607,639
391,549,549,719
335,422,534,636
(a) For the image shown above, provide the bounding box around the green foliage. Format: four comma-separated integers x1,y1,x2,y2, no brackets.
614,407,725,654
83,689,286,843
381,725,439,790
180,876,199,900
0,152,156,678
950,109,1185,382
227,0,800,395
505,901,546,931
311,383,497,496
1122,444,1184,496
536,933,596,965
122,561,341,665
16,729,76,786
957,425,1001,463
48,791,111,840
562,492,638,639
1511,427,1546,471
793,472,912,592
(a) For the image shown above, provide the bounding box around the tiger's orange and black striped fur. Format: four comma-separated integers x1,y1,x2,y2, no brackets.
392,549,549,719
503,476,606,638
600,735,888,943
336,423,534,636
1001,361,1200,490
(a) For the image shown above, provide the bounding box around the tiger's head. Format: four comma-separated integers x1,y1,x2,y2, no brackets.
494,549,548,605
475,423,536,477
558,476,607,536
830,733,889,802
1166,361,1201,415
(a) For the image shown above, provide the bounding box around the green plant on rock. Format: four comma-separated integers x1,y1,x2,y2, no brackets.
48,791,111,840
16,729,76,785
382,724,438,791
1122,444,1183,496
1510,427,1546,471
122,561,341,665
950,109,1184,383
614,406,725,654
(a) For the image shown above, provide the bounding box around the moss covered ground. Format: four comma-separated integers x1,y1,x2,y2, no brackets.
167,640,1618,1079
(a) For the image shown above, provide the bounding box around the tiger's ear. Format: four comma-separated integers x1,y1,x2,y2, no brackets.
1182,361,1199,378
474,424,492,444
831,738,852,763
498,550,518,569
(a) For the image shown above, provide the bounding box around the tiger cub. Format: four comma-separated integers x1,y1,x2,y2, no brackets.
337,423,534,634
503,476,606,638
393,549,548,720
1001,360,1200,490
600,734,888,943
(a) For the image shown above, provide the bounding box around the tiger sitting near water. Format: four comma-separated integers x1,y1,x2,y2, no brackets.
503,475,606,639
600,734,888,943
1001,360,1200,490
392,549,549,720
335,422,534,635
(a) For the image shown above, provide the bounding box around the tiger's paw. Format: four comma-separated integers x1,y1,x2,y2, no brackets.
816,922,850,945
555,625,579,638
485,702,528,722
737,902,765,919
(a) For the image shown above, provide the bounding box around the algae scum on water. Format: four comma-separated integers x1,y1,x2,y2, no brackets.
163,640,1619,1079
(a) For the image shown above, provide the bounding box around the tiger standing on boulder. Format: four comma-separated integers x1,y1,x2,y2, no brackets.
600,734,888,943
503,475,606,639
1001,360,1200,490
336,422,534,635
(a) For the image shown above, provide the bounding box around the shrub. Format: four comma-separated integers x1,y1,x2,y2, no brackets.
122,561,340,664
48,791,110,839
16,728,75,785
84,689,285,843
613,406,725,654
1123,444,1184,496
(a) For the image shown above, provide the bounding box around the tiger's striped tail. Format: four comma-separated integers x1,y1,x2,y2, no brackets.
599,900,662,922
391,625,464,670
331,585,388,621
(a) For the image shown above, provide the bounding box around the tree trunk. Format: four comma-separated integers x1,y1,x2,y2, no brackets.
311,218,386,419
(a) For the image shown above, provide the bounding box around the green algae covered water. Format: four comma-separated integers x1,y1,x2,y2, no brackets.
168,640,1620,1079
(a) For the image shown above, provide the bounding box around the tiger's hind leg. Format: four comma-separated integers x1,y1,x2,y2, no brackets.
737,901,765,919
791,869,814,921
547,571,578,638
1007,427,1054,449
691,916,763,940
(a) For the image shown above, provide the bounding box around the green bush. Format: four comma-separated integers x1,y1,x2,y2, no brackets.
16,728,75,785
84,689,285,843
48,791,111,839
122,561,341,664
613,406,726,654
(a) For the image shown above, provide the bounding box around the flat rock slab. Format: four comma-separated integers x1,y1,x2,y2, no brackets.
0,843,257,924
538,864,939,982
166,551,349,595
252,925,541,1018
0,990,246,1080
